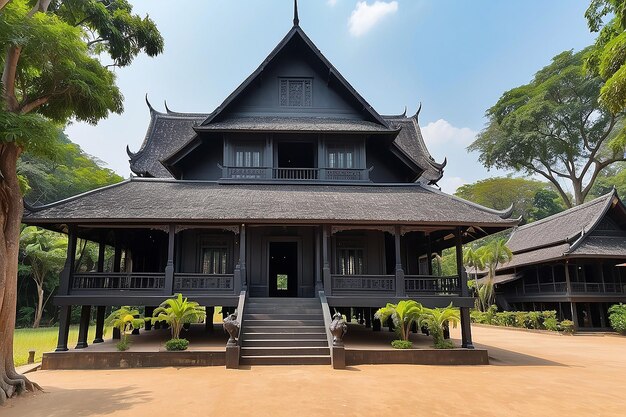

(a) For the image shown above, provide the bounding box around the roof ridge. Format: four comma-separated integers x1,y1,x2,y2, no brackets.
514,191,614,232
418,183,517,219
24,180,131,212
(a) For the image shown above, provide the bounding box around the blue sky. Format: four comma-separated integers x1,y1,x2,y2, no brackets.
67,0,596,193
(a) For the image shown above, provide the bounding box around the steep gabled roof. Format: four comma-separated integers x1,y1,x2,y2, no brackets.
201,24,389,127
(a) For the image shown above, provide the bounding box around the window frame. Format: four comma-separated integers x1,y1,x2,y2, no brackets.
279,77,313,108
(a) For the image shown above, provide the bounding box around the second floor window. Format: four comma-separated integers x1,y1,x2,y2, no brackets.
234,148,262,167
327,146,355,169
337,248,364,275
202,247,227,274
280,78,312,107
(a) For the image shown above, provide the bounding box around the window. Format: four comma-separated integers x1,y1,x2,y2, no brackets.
327,146,355,169
234,148,262,168
201,247,227,275
276,274,288,290
279,78,312,107
338,248,364,275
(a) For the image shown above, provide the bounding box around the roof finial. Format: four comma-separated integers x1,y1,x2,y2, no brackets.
293,0,299,26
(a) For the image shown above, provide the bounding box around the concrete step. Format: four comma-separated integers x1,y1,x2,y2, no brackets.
243,332,327,340
248,297,319,303
244,319,324,327
240,355,331,366
242,339,329,347
244,325,326,334
241,346,330,356
244,313,322,320
245,307,322,314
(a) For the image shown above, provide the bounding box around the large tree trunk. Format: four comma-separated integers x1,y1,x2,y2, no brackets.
32,281,44,329
0,143,41,404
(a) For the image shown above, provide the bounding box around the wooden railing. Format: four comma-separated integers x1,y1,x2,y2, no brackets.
571,282,625,294
331,274,395,293
71,273,165,291
404,275,461,295
273,167,318,180
524,282,568,294
326,168,367,181
173,273,234,292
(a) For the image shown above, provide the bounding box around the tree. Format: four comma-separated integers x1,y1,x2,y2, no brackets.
374,300,423,342
152,294,206,341
585,0,626,113
0,0,163,402
469,49,626,207
478,240,513,311
589,161,626,198
104,306,145,350
418,304,460,349
455,177,565,222
19,226,66,328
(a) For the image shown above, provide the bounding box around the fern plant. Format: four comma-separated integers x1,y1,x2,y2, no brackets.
104,306,145,349
419,303,460,349
375,300,423,342
152,293,206,341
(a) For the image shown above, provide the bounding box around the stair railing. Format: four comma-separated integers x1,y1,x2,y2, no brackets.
319,291,345,369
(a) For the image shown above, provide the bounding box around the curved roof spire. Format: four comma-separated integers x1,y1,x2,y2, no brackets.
293,0,299,26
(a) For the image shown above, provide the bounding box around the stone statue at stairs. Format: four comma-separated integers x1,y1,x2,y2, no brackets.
223,312,240,346
329,312,347,346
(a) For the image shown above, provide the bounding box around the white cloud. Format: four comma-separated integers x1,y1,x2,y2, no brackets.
421,119,477,147
438,176,469,195
327,0,338,6
348,1,398,37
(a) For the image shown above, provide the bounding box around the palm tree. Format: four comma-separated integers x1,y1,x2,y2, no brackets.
478,239,513,310
104,306,145,345
374,300,423,341
19,226,67,328
419,303,461,348
152,293,206,340
463,246,486,310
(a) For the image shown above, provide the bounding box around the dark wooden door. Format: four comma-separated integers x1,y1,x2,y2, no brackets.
269,242,298,297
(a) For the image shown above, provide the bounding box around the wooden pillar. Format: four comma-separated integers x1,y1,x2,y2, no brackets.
206,306,215,332
93,306,106,343
145,306,155,330
322,225,331,295
97,240,106,273
165,224,175,295
456,227,474,348
55,305,72,351
238,224,246,292
113,246,122,273
315,226,322,292
59,226,78,295
426,233,433,275
394,225,405,297
75,305,91,349
365,308,372,328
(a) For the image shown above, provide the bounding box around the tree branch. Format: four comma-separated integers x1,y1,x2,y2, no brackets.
1,46,22,112
19,96,50,115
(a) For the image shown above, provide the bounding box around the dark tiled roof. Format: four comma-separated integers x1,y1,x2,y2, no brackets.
128,109,208,177
23,178,517,226
569,236,626,257
477,272,519,286
506,193,615,253
194,117,394,133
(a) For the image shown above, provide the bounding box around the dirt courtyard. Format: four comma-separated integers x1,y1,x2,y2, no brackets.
3,325,626,417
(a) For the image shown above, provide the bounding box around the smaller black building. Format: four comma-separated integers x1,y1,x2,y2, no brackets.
489,190,626,330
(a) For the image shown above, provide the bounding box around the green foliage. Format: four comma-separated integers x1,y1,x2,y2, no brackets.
104,306,144,345
455,177,565,222
432,249,457,277
543,317,559,331
116,339,130,352
586,0,626,113
16,306,35,328
152,294,206,341
464,240,513,311
375,300,423,342
589,162,626,198
469,48,625,207
560,320,575,335
19,132,123,205
419,304,460,349
164,338,189,351
390,340,413,349
608,303,626,334
471,307,562,332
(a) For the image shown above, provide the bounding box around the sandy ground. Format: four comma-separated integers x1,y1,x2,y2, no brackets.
3,325,626,417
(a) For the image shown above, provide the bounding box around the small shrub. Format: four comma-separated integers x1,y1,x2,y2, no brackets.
560,320,575,335
485,305,498,324
514,312,528,328
543,317,559,331
116,340,130,351
165,338,189,351
608,303,626,334
391,340,413,349
434,339,454,349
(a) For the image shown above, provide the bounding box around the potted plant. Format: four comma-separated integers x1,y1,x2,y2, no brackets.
104,306,145,351
375,300,423,349
419,303,460,349
152,293,206,351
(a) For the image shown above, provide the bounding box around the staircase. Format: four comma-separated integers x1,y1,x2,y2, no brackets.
240,297,331,365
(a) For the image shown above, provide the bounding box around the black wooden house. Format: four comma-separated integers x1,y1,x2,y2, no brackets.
23,8,517,363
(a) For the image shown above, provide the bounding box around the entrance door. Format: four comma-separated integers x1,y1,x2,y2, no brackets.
269,242,298,297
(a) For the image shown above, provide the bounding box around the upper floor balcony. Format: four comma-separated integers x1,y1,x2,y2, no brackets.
220,165,371,181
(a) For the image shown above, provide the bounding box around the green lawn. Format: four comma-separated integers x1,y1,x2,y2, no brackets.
13,325,106,367
13,309,224,367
